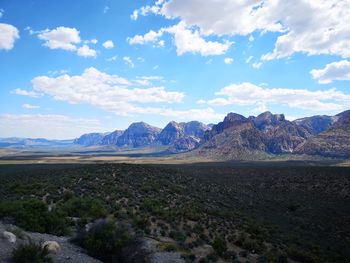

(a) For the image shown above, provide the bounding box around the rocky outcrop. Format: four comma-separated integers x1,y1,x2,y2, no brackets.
100,130,123,145
295,110,350,158
168,136,201,153
197,113,268,160
0,222,101,263
116,122,161,148
249,111,285,132
247,112,309,153
157,121,209,152
157,121,185,145
74,133,108,146
294,115,335,135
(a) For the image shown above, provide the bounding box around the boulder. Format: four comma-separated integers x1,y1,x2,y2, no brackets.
2,231,16,243
42,241,60,254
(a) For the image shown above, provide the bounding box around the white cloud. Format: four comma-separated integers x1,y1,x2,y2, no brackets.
252,62,262,69
18,68,223,122
123,56,134,68
130,10,138,20
0,23,19,50
106,55,117,62
0,9,4,18
246,56,254,63
84,39,98,44
310,60,350,84
102,40,114,49
134,0,350,60
38,26,81,51
29,67,183,115
128,22,232,56
130,1,164,21
128,30,163,45
224,57,233,64
103,6,109,14
196,99,206,104
0,114,106,140
77,44,97,57
167,22,232,56
12,88,41,98
134,76,163,86
205,82,350,112
22,104,40,109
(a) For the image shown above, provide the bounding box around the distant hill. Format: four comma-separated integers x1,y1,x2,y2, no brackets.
295,110,350,158
0,137,74,148
158,121,209,152
190,110,350,160
73,132,109,146
115,122,161,148
100,130,124,145
2,110,349,159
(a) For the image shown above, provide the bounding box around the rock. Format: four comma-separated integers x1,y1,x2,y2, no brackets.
147,252,185,263
100,130,124,145
295,110,350,158
42,241,60,254
2,231,16,243
74,132,109,146
116,122,161,147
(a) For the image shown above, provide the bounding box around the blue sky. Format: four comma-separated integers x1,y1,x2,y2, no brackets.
0,0,350,139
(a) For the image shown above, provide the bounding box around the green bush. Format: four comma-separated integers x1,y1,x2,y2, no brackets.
74,219,134,262
59,197,108,219
212,237,227,255
12,240,52,263
0,200,70,235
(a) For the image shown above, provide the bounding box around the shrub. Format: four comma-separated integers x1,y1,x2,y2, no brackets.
169,230,187,242
74,219,134,262
59,197,108,219
0,200,70,236
12,240,52,263
159,243,177,252
212,237,227,255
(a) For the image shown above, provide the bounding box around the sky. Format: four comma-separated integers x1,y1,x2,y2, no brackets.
0,0,350,139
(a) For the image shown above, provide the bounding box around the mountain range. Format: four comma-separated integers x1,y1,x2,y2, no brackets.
1,110,349,159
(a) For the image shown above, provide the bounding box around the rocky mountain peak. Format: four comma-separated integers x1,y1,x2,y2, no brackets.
251,111,286,131
116,122,161,147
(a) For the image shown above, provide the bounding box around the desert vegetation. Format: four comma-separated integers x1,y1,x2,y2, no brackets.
0,162,349,262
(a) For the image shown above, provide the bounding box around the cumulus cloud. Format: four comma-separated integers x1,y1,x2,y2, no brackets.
12,88,41,98
204,82,350,112
123,56,134,68
133,0,350,60
28,67,183,115
0,114,106,140
224,57,233,64
102,40,114,49
135,76,163,86
22,104,40,109
310,60,350,84
38,26,81,50
77,44,97,57
17,68,223,122
128,22,232,56
128,30,163,45
0,23,19,50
